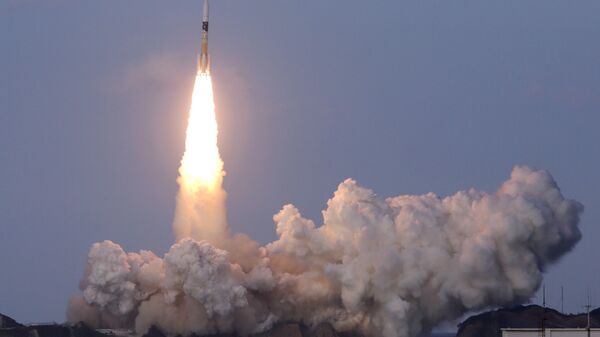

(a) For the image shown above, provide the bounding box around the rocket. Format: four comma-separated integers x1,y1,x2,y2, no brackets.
197,0,210,74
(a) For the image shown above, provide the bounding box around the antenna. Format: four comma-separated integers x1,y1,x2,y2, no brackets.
543,284,546,308
582,288,591,337
587,290,591,330
561,286,564,313
541,284,546,337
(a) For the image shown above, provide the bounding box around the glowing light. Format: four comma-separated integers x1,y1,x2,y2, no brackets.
173,72,229,243
179,73,224,191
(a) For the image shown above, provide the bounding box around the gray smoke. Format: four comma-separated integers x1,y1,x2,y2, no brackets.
68,166,583,337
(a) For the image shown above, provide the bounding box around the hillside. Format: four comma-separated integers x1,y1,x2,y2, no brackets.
457,305,600,337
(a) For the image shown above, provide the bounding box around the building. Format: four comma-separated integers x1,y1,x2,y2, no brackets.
503,328,600,337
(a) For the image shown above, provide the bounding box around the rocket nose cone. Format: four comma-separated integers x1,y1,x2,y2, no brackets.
203,0,209,20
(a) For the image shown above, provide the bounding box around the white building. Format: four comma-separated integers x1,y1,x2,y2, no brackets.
95,329,134,337
503,328,600,337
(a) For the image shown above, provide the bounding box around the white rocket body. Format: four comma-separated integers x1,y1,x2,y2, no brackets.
198,0,210,74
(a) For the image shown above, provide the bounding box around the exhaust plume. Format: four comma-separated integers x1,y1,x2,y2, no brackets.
173,74,229,245
68,74,584,337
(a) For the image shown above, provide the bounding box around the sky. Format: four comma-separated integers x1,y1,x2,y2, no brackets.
1,0,599,326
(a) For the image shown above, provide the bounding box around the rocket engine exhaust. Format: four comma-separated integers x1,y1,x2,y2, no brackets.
172,0,226,246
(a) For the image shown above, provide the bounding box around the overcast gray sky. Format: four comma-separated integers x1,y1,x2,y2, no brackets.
1,0,599,325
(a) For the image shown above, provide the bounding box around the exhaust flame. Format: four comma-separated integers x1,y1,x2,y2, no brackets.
180,74,222,190
172,73,229,243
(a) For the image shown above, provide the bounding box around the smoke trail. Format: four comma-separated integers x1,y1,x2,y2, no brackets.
172,73,229,245
69,163,583,337
66,57,585,337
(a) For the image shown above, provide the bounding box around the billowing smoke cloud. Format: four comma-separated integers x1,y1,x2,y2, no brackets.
68,166,583,337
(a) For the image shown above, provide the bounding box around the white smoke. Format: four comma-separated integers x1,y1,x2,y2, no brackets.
68,166,583,337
